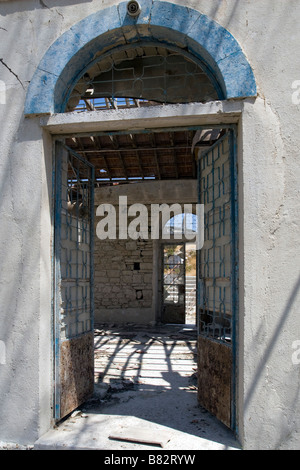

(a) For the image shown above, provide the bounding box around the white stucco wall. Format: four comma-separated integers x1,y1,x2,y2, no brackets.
0,0,299,449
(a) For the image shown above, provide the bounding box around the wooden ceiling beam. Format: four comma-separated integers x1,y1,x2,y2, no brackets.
149,134,161,180
109,134,128,180
65,145,195,154
128,133,144,180
92,135,112,180
169,131,179,179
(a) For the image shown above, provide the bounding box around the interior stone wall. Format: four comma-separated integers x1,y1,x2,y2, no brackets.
94,229,155,324
93,180,198,324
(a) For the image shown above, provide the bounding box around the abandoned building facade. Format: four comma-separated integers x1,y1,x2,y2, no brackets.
0,0,299,450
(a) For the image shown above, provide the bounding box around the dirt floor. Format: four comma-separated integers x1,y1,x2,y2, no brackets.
34,323,240,450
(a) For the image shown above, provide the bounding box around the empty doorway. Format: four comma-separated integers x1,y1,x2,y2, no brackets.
161,210,198,326
52,122,238,444
162,243,186,324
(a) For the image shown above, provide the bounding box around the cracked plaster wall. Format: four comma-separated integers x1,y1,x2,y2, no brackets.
0,0,299,450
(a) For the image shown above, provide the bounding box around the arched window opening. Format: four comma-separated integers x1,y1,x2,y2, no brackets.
162,212,198,240
66,43,219,112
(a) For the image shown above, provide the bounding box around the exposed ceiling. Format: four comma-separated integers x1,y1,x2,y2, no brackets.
65,129,222,186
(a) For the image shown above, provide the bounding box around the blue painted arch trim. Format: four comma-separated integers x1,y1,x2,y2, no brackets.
25,0,257,115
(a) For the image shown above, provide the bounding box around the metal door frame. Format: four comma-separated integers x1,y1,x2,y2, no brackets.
197,127,238,432
161,242,186,324
51,122,238,428
52,139,95,421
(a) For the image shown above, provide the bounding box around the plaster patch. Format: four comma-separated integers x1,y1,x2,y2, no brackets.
0,341,6,365
0,80,5,104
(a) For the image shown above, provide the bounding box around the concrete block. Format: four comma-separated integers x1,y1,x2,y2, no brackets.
106,270,120,278
140,263,153,271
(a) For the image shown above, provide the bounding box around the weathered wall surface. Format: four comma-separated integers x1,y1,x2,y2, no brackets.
94,236,155,324
239,96,300,450
0,0,299,450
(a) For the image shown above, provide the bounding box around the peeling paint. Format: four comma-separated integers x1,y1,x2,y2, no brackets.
60,333,94,419
197,337,232,429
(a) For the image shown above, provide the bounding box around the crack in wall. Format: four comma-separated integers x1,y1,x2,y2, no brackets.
0,58,24,90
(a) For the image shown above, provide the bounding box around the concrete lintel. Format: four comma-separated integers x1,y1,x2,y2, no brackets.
40,100,244,135
94,180,198,205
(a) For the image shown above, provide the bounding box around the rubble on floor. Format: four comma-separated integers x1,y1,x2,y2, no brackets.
91,322,198,405
0,441,33,450
34,323,240,450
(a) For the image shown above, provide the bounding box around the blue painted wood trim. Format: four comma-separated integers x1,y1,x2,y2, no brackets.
25,0,256,115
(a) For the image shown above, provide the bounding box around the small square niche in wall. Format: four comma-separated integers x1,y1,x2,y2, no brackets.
134,262,140,271
136,290,143,300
